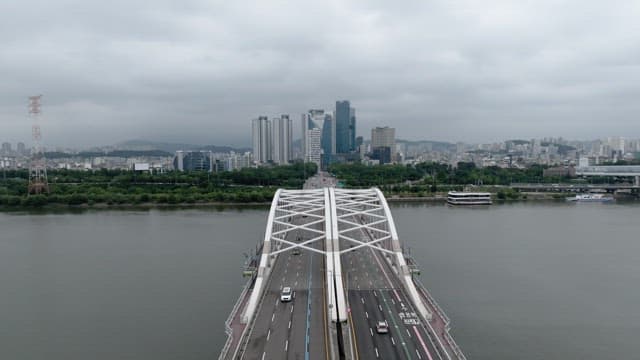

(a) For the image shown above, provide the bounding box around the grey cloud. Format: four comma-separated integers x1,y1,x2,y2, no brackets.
1,0,640,148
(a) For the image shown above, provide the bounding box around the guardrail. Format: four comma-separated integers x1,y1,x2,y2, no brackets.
218,277,253,360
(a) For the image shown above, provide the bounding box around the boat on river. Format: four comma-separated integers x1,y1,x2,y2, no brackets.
447,191,492,205
566,194,614,202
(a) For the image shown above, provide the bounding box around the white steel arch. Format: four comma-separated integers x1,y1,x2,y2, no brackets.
332,188,432,321
241,187,431,326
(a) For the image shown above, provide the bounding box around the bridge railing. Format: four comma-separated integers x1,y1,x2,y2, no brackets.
219,277,253,360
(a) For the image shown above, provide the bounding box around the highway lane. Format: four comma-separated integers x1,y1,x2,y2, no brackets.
242,220,327,360
342,229,442,360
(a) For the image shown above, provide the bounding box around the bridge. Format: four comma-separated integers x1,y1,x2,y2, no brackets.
576,165,640,186
511,165,640,194
220,186,466,360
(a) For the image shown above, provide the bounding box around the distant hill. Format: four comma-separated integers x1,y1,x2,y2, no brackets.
396,139,455,152
115,140,250,154
46,150,173,159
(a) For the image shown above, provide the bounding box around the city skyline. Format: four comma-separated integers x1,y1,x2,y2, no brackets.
2,1,640,147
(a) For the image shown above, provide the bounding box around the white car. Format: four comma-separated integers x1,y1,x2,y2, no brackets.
376,321,389,334
280,287,292,302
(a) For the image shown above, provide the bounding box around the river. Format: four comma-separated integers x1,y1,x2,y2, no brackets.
1,201,638,359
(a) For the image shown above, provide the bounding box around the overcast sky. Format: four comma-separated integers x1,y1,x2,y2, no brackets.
1,0,640,148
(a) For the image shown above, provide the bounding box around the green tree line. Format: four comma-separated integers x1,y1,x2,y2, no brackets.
0,162,317,208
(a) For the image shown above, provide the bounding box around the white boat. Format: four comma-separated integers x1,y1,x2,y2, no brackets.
566,194,614,202
447,191,492,205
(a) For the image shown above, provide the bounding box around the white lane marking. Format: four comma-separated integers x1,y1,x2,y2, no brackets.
285,340,289,351
391,336,396,345
296,272,299,277
271,313,275,322
407,329,412,337
375,347,379,358
373,290,377,297
274,298,278,306
361,297,365,304
291,305,294,313
391,299,395,305
365,311,369,319
378,305,383,312
295,281,298,286
413,326,434,360
370,328,373,336
267,329,271,341
416,349,422,359
261,352,266,360
288,320,291,329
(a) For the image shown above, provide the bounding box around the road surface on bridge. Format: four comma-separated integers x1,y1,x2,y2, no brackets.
343,225,443,360
241,221,327,360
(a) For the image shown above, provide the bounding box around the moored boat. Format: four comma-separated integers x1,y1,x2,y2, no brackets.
447,191,492,205
566,194,614,202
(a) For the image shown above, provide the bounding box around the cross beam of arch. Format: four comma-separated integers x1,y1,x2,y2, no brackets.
240,187,431,325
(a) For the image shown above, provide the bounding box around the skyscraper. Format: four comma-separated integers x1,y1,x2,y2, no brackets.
320,113,335,168
301,109,324,162
306,127,322,171
371,127,396,164
335,100,356,153
252,116,272,164
371,126,396,149
272,114,292,165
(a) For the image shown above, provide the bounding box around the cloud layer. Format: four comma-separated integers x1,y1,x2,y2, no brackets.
2,0,640,147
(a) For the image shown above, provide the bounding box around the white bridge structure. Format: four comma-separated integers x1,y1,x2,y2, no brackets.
223,186,465,360
241,187,431,325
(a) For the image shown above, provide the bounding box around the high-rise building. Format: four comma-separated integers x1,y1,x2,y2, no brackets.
17,142,26,155
301,109,324,162
305,128,322,171
1,142,11,154
335,100,356,153
321,113,335,168
272,115,292,165
252,116,272,164
371,127,396,164
371,127,395,149
173,151,214,171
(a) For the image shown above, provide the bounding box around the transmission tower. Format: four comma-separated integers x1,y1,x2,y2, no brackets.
28,95,49,194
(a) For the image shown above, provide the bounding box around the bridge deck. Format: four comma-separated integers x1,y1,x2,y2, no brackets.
220,186,466,360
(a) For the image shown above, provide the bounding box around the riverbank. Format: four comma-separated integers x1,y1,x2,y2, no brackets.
0,191,594,212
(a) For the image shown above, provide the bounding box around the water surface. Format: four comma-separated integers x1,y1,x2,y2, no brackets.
1,202,639,359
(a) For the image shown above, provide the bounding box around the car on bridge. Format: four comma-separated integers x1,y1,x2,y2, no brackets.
376,320,389,334
280,287,292,302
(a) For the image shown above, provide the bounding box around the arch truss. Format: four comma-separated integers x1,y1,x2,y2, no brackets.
241,187,431,325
